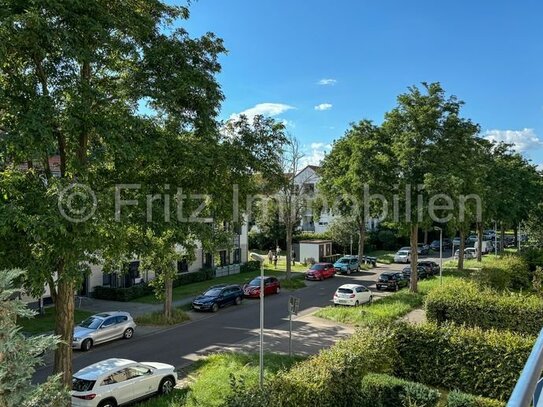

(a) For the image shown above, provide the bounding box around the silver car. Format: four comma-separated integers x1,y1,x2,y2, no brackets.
73,312,136,351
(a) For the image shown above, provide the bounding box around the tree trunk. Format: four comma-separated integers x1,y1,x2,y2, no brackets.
358,220,366,258
476,222,483,262
286,224,292,279
409,223,418,293
458,229,465,270
53,274,75,386
164,276,173,319
500,224,505,254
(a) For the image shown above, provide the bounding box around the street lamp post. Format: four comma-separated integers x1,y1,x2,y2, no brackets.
434,226,443,285
250,252,265,388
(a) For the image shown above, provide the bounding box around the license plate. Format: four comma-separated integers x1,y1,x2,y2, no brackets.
339,300,347,303
193,305,200,309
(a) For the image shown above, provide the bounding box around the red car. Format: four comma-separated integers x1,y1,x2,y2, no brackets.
243,276,281,298
305,263,335,281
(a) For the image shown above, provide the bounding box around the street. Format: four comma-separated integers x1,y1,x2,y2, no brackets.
34,254,447,384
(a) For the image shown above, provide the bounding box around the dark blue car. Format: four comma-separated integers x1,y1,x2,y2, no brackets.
191,284,244,312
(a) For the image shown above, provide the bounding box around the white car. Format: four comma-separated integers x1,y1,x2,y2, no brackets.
333,284,373,306
454,248,476,260
394,250,411,263
71,358,177,407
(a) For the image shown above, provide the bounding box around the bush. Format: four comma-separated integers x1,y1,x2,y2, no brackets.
471,255,531,291
360,373,440,407
447,390,505,407
173,268,215,287
522,247,543,272
225,324,398,407
394,322,534,400
240,260,260,273
426,280,543,335
92,283,153,301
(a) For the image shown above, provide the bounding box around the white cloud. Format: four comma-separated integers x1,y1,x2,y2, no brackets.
229,102,294,122
314,103,333,111
317,78,337,86
537,163,543,172
300,142,332,167
484,128,543,152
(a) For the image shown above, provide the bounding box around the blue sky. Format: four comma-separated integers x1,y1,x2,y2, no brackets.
177,0,543,169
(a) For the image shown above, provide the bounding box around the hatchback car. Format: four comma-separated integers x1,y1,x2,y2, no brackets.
192,284,243,312
305,263,335,280
376,272,408,291
73,312,136,352
402,265,428,280
416,243,430,255
394,250,411,263
243,276,281,298
333,284,372,306
71,358,177,407
333,256,359,274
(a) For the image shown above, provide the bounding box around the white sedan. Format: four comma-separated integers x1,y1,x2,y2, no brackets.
71,358,177,407
333,284,373,306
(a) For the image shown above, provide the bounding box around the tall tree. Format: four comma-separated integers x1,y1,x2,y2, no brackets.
0,1,226,384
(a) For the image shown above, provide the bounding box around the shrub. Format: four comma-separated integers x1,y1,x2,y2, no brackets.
173,268,215,287
394,322,534,400
426,280,543,335
470,255,531,291
446,390,505,407
240,260,260,273
92,283,153,301
359,373,440,407
521,247,543,272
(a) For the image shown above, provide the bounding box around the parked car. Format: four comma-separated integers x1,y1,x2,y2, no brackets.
376,272,408,291
417,243,430,255
305,263,335,281
333,256,359,274
191,284,243,312
402,265,428,280
452,237,463,246
484,230,496,239
467,235,478,244
333,284,372,306
418,261,440,276
454,248,476,259
430,239,452,251
73,312,136,352
243,276,281,298
474,240,493,254
71,358,177,407
394,250,411,263
399,246,411,251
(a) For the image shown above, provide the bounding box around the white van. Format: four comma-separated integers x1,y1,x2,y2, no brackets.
474,240,493,254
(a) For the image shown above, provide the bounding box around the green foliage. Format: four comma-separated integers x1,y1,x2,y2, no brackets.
280,278,306,290
446,390,505,407
92,283,154,302
240,260,260,273
292,231,333,242
394,322,534,400
19,308,94,336
134,308,190,326
0,269,69,406
521,247,543,272
425,280,543,335
173,268,216,286
359,373,440,407
470,255,531,291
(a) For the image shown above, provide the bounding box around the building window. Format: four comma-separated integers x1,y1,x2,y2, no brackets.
233,248,241,264
102,273,112,286
128,261,140,279
203,252,213,268
177,258,189,273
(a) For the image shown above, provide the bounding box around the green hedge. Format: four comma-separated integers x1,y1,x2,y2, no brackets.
240,260,260,273
173,268,215,287
92,283,153,301
447,390,505,407
359,373,440,407
471,255,531,291
394,322,534,400
521,247,543,272
426,280,543,335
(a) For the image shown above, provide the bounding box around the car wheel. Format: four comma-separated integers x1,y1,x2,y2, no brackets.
123,328,134,340
275,286,281,294
354,300,359,307
369,295,373,304
347,269,351,275
81,339,92,352
158,376,175,395
235,296,242,305
211,303,219,313
395,284,399,291
98,399,117,407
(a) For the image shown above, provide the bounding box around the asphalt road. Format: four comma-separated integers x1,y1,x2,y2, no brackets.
34,253,449,384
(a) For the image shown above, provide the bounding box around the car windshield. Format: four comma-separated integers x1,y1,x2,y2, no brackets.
203,288,222,297
397,251,408,255
248,278,262,286
337,288,353,294
78,317,103,329
337,259,349,264
72,377,95,392
379,274,390,281
310,264,325,270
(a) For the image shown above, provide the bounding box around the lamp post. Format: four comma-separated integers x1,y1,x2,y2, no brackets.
434,226,443,285
250,252,265,388
494,220,498,257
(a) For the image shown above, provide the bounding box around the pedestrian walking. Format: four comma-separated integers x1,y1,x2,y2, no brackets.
292,251,296,265
273,253,278,269
267,250,273,265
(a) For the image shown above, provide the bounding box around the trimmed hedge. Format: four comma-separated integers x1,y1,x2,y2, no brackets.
240,260,260,273
426,280,543,335
447,390,505,407
173,268,215,287
360,373,440,407
92,283,153,301
471,255,531,291
394,322,534,400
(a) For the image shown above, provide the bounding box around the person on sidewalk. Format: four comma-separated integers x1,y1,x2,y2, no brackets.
273,253,278,269
268,250,273,265
292,251,296,265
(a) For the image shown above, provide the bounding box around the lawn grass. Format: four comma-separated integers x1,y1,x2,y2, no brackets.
134,307,190,326
135,260,306,304
281,278,306,290
18,307,94,336
184,353,305,407
136,389,189,407
366,250,396,264
443,253,515,269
